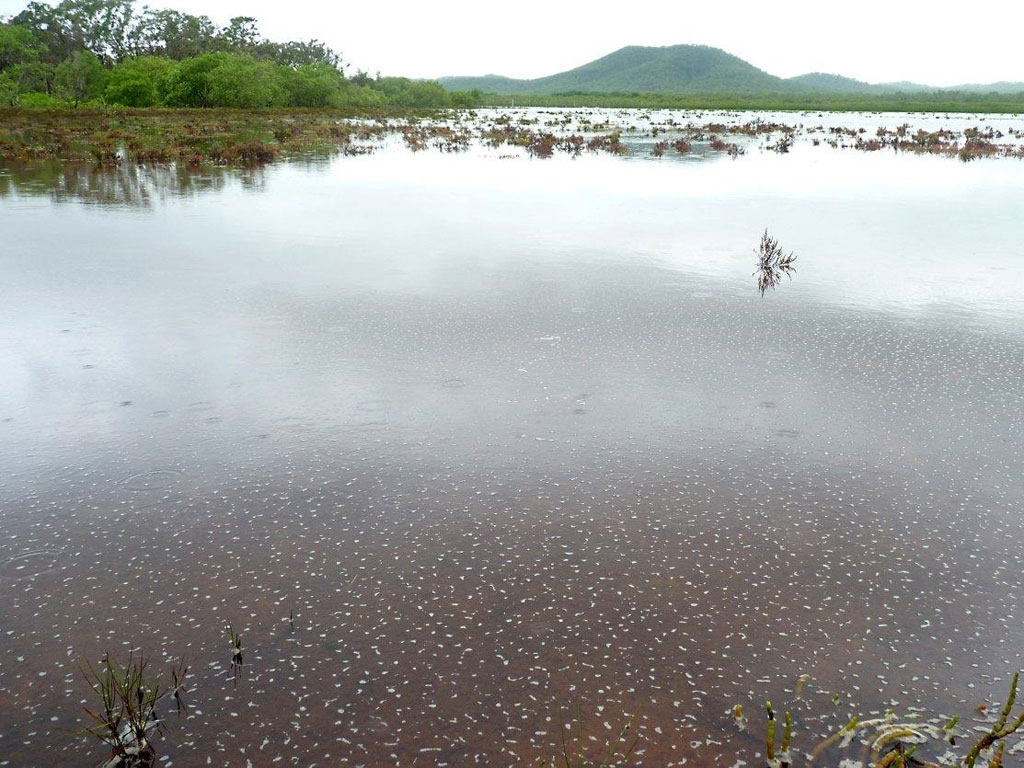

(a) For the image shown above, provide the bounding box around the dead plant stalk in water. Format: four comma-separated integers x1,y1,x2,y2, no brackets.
754,230,797,296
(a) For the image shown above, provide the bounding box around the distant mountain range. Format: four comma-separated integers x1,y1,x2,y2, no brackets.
438,45,1024,95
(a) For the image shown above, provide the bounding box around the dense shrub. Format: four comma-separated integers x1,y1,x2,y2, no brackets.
158,52,227,107
105,56,174,106
206,55,286,108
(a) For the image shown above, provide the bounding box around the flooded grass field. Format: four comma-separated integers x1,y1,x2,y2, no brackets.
1,109,1023,767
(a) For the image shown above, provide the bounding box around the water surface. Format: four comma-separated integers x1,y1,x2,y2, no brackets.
1,110,1023,766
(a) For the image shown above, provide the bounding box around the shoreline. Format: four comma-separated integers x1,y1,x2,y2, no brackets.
2,106,1023,168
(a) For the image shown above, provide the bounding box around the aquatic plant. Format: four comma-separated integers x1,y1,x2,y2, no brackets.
740,671,1024,768
762,701,794,768
537,704,640,768
79,651,187,768
754,229,797,297
733,703,748,731
560,134,586,155
767,134,793,153
959,139,1000,163
2,109,1022,168
585,132,627,155
227,624,243,683
672,138,691,154
169,662,189,716
528,132,557,158
963,672,1024,768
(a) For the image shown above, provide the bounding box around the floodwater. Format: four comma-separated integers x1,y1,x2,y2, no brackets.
1,109,1023,767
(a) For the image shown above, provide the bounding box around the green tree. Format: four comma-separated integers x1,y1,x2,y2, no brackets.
335,82,386,108
281,61,344,107
205,54,285,107
218,16,259,50
151,9,216,58
105,55,172,105
13,0,136,64
157,51,226,106
252,38,342,69
0,61,55,104
12,1,266,64
144,9,218,59
11,1,82,63
0,22,48,105
54,49,107,105
449,89,481,108
349,69,376,87
372,77,451,107
0,22,43,69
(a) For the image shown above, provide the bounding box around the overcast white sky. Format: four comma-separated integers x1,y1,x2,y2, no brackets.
2,0,1023,86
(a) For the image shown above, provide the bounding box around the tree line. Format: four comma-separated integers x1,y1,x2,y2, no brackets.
0,0,481,108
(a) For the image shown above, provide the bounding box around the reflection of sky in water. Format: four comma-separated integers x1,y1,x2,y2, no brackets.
8,128,1019,320
0,114,1023,766
252,143,1024,321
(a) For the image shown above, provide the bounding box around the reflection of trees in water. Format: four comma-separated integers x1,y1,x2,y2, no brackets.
281,153,335,172
0,161,266,206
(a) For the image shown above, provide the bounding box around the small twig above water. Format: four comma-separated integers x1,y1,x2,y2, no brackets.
227,624,243,687
754,229,797,297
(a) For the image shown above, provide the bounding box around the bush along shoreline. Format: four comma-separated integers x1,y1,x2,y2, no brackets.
0,0,481,110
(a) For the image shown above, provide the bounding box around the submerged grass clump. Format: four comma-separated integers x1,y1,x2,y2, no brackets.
537,704,640,768
739,670,1024,768
79,651,187,767
63,613,1024,768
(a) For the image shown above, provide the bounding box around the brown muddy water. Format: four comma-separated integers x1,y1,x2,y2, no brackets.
1,110,1023,767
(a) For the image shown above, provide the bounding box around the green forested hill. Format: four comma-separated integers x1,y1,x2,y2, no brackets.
440,45,786,94
785,72,881,93
439,44,1024,97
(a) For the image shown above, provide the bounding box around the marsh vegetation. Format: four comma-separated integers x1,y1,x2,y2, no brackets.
2,106,1024,168
75,637,1024,768
79,652,187,768
730,672,1024,768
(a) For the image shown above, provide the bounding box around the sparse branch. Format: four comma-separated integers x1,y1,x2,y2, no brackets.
754,229,798,296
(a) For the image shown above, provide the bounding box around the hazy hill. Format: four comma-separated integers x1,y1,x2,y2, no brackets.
943,81,1024,93
439,45,1021,95
440,45,785,94
785,72,882,93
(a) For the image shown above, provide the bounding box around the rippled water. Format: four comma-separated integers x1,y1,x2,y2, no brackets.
1,110,1023,767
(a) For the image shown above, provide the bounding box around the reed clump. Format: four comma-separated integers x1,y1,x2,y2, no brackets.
537,704,640,768
739,670,1024,768
963,672,1024,768
79,651,187,768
